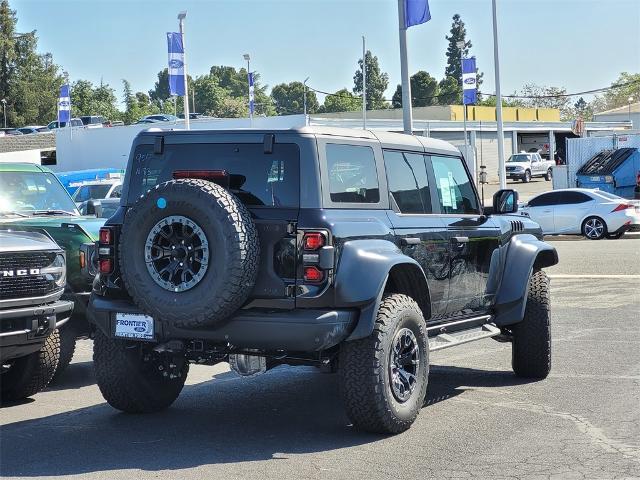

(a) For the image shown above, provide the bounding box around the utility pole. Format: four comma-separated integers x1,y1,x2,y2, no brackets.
1,99,6,128
178,11,190,129
362,36,367,130
303,76,309,119
244,54,253,124
492,0,506,189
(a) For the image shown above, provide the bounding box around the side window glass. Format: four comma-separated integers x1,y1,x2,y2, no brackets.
560,192,592,204
326,144,379,203
529,192,558,207
111,184,122,198
384,150,431,214
430,155,479,214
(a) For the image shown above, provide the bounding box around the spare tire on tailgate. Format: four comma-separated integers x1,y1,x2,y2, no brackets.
119,178,259,328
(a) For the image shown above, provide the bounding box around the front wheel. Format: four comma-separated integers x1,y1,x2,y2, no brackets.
339,294,429,434
1,330,60,401
512,270,551,379
93,331,188,413
545,168,552,181
52,325,77,380
582,216,607,240
522,170,532,183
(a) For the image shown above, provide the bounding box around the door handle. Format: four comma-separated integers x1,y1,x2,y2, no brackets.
450,236,469,244
401,237,421,246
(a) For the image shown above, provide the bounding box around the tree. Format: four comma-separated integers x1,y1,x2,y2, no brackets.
477,92,524,108
270,81,318,115
443,14,483,86
572,96,593,120
519,84,572,119
597,72,640,112
437,76,460,105
0,1,64,126
353,50,389,110
209,65,274,116
68,79,120,120
191,74,230,117
320,88,361,113
392,70,440,108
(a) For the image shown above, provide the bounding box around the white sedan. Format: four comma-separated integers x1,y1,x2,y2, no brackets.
519,188,640,239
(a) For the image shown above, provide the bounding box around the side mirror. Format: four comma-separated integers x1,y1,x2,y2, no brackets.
85,199,103,217
492,189,519,214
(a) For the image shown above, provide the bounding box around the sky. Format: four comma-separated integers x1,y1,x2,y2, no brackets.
11,0,640,106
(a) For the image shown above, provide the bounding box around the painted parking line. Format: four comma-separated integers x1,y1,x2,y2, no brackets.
548,274,640,279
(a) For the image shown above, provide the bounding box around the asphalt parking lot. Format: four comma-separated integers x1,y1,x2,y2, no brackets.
1,237,639,480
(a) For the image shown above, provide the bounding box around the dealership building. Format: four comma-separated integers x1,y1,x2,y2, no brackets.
312,105,632,182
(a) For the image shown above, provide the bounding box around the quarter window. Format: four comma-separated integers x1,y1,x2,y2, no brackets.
326,144,380,203
430,156,479,214
384,151,432,214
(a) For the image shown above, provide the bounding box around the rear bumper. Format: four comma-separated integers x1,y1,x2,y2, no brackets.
88,295,357,352
0,299,74,362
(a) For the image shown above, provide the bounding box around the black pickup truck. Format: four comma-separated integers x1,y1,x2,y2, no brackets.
89,127,558,433
1,230,73,401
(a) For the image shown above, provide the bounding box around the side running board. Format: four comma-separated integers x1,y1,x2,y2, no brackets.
427,315,501,352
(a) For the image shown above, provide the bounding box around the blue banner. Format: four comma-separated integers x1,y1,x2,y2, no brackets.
462,57,477,105
248,71,255,115
58,84,70,124
404,0,431,28
167,32,185,96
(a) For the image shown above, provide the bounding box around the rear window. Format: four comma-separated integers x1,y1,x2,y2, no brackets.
128,142,300,207
72,184,111,202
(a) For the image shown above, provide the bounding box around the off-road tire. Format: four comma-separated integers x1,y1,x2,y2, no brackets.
582,216,607,240
545,168,552,181
52,325,77,379
512,269,551,379
522,170,532,183
1,329,60,401
119,178,259,328
93,330,188,413
339,294,429,434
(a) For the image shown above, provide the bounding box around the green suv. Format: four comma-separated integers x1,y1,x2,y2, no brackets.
0,163,104,375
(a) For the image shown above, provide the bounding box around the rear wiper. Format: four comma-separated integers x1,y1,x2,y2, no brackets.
31,209,78,216
0,210,29,218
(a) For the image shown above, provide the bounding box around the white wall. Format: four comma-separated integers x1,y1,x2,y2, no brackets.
54,115,307,173
0,149,41,164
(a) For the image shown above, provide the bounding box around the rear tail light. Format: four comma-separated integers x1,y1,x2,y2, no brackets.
303,266,324,283
99,258,113,274
303,232,325,251
99,227,113,245
612,204,633,212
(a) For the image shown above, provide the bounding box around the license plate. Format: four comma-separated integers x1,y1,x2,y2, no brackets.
114,313,154,340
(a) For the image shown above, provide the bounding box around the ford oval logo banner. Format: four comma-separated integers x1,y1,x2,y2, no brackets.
166,32,185,96
461,57,477,105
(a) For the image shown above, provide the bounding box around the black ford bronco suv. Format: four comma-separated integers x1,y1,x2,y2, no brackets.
1,230,73,401
89,127,558,433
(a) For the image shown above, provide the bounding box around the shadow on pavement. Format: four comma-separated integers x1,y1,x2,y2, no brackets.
47,361,95,391
0,364,530,476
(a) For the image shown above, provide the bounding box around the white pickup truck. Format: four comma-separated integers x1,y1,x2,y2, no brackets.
505,152,555,183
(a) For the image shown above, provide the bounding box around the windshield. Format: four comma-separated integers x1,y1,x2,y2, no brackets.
0,171,79,215
72,184,112,202
507,154,531,163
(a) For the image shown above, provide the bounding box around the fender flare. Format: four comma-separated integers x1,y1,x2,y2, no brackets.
333,239,430,341
493,234,558,326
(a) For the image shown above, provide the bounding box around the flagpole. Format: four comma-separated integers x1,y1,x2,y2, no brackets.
492,0,506,189
178,11,190,130
398,0,413,135
362,35,367,130
457,42,468,154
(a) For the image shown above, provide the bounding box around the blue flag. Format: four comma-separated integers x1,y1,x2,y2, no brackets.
58,84,70,124
167,32,185,96
404,0,431,28
462,57,477,105
248,71,255,115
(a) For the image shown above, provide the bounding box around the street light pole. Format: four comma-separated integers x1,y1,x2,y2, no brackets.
492,0,507,189
1,99,6,128
629,96,634,125
303,77,310,119
457,41,468,156
178,11,190,130
362,35,367,130
243,54,252,123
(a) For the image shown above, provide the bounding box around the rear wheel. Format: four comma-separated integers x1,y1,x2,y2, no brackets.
1,330,60,401
339,294,429,434
545,168,552,181
93,331,188,413
582,216,607,240
522,170,532,183
512,270,551,379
